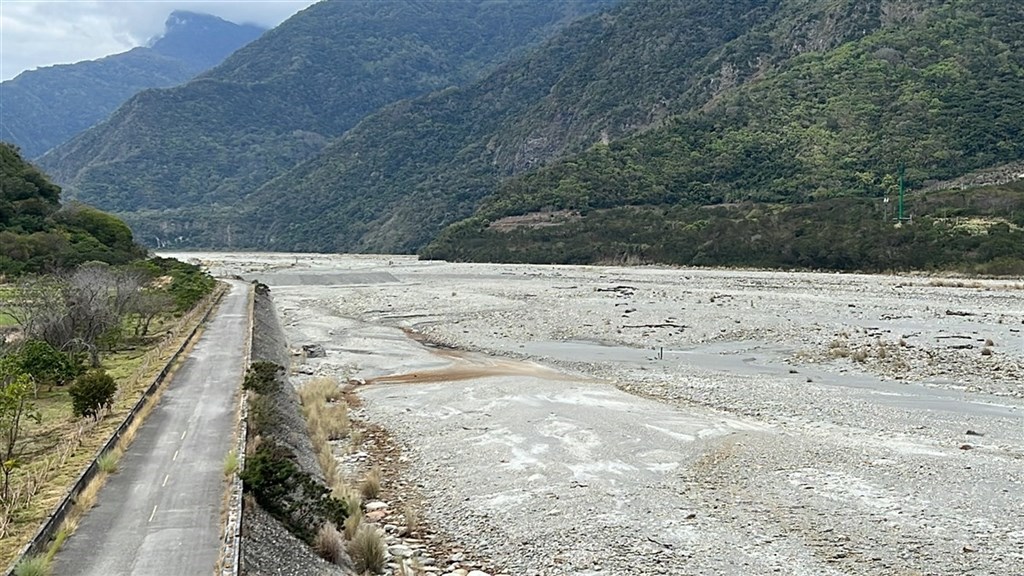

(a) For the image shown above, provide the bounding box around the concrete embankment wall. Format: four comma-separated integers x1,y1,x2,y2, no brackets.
239,284,349,576
249,284,323,480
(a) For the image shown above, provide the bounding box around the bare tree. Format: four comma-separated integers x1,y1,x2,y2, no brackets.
2,264,144,366
131,290,174,338
0,275,68,348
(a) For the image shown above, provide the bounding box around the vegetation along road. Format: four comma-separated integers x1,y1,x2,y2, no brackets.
50,280,250,576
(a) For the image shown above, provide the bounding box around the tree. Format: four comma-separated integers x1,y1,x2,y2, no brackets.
68,369,116,420
14,340,77,388
0,355,39,501
130,290,174,338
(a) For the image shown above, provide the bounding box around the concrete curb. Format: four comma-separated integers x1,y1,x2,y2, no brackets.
3,284,227,576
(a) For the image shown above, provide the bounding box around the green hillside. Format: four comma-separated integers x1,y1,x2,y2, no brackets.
422,182,1024,274
421,0,1024,270
0,12,264,158
0,144,145,275
38,0,614,243
209,0,1024,262
201,0,900,251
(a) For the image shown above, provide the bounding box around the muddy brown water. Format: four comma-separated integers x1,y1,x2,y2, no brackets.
365,345,577,384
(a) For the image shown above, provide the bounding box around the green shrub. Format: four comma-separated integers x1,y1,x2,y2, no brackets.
144,257,217,312
15,340,77,387
247,394,275,437
243,361,282,394
68,369,117,419
240,439,347,543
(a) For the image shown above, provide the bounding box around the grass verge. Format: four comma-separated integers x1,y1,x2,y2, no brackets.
0,284,225,568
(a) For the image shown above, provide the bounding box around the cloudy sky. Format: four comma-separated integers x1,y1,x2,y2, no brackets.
0,1,320,81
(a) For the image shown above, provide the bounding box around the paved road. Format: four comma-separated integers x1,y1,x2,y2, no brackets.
53,280,250,576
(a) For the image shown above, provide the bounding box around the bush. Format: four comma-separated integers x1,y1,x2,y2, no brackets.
247,394,275,437
243,361,282,394
145,257,216,312
240,439,347,543
68,369,117,419
15,340,77,387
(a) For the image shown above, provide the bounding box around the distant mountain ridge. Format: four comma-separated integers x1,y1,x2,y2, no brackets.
0,11,265,158
38,0,616,240
36,0,1024,276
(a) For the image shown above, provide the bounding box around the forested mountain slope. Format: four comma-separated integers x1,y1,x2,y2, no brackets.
0,12,264,158
421,0,1024,270
217,0,1019,256
38,0,613,243
172,0,907,251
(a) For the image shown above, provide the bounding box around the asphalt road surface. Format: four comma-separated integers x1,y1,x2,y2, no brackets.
52,280,250,576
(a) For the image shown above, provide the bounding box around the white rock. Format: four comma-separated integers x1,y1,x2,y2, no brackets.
388,544,414,558
366,500,389,511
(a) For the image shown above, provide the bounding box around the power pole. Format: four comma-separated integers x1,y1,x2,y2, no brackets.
896,164,907,222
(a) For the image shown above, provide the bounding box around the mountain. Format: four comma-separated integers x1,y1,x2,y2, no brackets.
231,0,1021,272
38,0,616,246
0,12,265,159
239,0,795,252
0,143,145,275
419,0,1024,271
191,0,1023,256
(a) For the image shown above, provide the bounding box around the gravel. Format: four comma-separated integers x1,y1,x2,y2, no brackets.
177,253,1024,576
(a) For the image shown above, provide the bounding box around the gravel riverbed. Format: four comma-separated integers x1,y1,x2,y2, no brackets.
181,253,1024,576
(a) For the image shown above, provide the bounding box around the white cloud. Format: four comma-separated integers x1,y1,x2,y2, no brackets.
0,0,319,81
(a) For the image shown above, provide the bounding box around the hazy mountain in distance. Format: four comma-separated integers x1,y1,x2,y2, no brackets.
0,11,265,158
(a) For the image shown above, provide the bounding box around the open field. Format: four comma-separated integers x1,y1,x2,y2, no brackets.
183,253,1024,576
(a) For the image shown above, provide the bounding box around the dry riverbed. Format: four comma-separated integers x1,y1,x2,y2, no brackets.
181,253,1024,576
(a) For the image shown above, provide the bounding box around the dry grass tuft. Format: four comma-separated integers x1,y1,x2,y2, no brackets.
343,506,363,541
332,481,362,516
360,467,381,500
314,521,347,566
349,429,365,451
301,377,345,404
74,472,106,511
348,524,386,574
402,503,420,535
